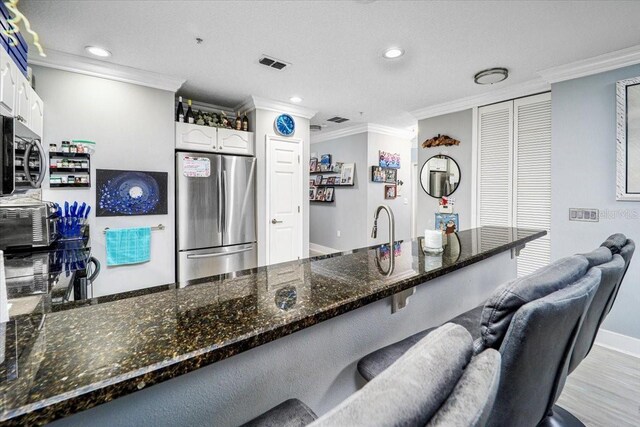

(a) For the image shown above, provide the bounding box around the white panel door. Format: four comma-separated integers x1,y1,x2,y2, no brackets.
477,100,513,227
514,93,552,276
267,136,302,265
0,48,17,117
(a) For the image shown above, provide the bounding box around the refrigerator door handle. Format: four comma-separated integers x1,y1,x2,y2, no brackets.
222,170,228,233
186,247,253,259
217,170,222,231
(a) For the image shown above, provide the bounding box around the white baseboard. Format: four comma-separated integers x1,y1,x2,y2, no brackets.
594,328,640,358
309,243,340,255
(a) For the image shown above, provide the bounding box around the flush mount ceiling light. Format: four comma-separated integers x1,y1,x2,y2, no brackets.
289,96,302,103
383,47,404,59
85,46,111,58
474,67,509,85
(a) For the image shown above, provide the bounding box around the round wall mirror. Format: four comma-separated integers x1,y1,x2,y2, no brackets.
420,155,461,198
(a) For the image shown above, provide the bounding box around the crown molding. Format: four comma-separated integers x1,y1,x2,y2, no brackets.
236,95,317,119
410,78,550,121
538,44,640,84
310,123,413,144
29,49,185,92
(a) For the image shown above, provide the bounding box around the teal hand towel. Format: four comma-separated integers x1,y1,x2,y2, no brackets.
105,227,151,266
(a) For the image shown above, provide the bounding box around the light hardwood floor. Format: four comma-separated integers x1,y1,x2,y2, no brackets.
558,345,640,426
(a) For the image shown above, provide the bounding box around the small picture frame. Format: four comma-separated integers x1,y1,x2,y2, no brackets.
309,179,315,187
340,163,355,185
371,166,385,183
325,187,335,202
327,177,336,185
384,168,397,183
320,154,332,167
379,151,401,169
310,158,318,172
334,162,343,174
321,178,328,185
384,184,397,199
314,175,323,185
316,188,326,201
320,163,329,172
310,187,317,200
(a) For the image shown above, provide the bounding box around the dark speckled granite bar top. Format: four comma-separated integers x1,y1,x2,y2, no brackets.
0,226,544,425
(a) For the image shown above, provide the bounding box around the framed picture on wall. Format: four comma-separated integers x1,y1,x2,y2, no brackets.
325,187,335,202
310,158,318,172
384,184,396,199
96,169,168,216
616,75,640,200
321,178,328,185
316,188,326,201
384,168,397,183
340,163,355,185
310,187,317,200
379,151,400,169
371,166,385,182
314,175,323,185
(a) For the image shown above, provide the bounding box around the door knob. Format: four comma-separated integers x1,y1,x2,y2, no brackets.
272,219,283,224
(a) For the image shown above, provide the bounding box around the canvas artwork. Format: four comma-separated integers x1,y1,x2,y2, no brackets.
435,213,459,235
371,166,385,183
379,151,400,169
96,169,168,216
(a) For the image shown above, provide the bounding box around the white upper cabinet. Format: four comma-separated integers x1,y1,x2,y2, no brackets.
16,75,30,126
0,48,17,117
30,89,43,138
175,122,217,152
217,128,254,155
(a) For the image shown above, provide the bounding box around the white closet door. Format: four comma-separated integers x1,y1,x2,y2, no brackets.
514,93,552,276
478,101,513,228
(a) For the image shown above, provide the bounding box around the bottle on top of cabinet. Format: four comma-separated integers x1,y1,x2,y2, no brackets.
235,111,242,131
242,112,249,132
176,96,185,123
185,99,194,124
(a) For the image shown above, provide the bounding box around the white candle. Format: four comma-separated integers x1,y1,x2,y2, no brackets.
424,229,443,252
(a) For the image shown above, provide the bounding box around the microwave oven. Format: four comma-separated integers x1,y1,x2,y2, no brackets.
0,114,45,196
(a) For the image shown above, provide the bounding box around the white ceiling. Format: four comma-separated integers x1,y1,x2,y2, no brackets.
21,0,640,129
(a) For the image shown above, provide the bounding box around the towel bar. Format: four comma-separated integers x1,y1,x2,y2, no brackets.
103,224,165,234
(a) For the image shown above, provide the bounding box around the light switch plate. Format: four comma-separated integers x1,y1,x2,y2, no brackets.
569,208,599,222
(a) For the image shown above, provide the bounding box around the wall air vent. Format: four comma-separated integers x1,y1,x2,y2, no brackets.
259,55,290,70
310,125,322,132
326,116,349,123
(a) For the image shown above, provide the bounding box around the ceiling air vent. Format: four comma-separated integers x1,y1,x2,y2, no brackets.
327,116,349,123
310,125,322,132
259,55,290,70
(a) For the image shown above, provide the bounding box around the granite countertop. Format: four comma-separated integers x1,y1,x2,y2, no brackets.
0,226,545,425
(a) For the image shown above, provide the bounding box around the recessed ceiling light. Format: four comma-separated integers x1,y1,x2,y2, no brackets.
474,67,509,85
85,46,111,58
290,96,302,103
383,47,404,59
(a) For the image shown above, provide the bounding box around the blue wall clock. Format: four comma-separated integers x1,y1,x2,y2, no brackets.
274,113,295,136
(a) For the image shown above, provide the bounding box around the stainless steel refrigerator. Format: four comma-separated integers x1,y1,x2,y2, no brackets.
176,152,257,284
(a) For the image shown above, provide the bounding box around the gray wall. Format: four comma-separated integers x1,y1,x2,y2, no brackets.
417,110,473,235
367,132,413,246
35,66,176,297
310,133,369,251
551,64,640,339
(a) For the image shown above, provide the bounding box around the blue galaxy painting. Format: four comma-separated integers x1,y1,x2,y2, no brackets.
96,169,168,217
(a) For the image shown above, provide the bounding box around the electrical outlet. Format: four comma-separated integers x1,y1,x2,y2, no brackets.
336,230,341,237
569,208,599,222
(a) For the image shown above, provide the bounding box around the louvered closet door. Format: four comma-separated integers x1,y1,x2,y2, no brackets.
478,101,513,235
514,93,552,277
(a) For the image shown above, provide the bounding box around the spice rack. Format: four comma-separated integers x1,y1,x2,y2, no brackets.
49,152,91,188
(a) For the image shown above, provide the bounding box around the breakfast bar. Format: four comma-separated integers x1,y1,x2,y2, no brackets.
0,226,545,426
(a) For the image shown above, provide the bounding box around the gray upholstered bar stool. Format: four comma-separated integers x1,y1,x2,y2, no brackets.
240,324,501,427
359,256,602,427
